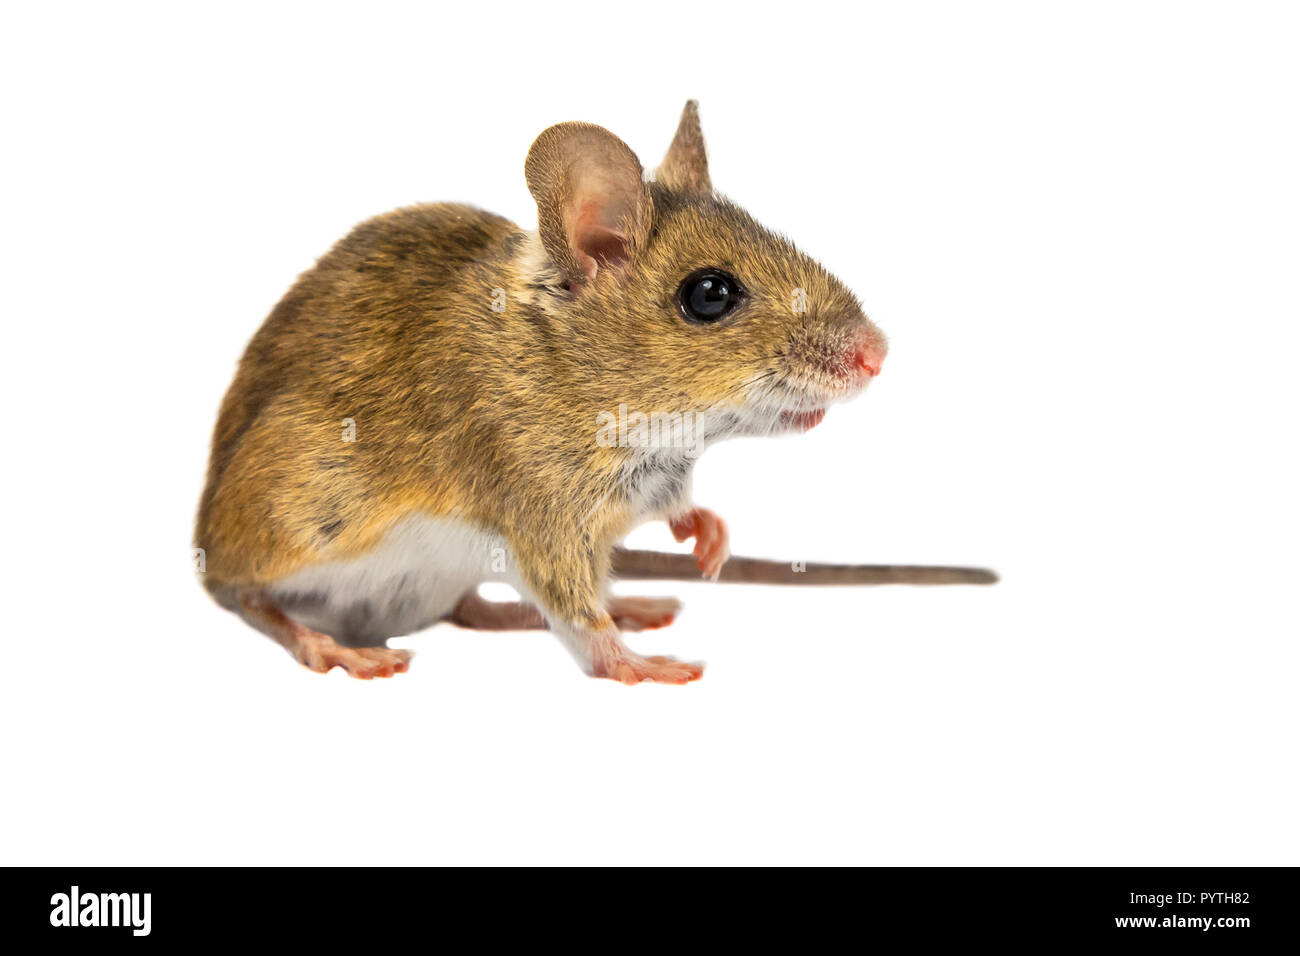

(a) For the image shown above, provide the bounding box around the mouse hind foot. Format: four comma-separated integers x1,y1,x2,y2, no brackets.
239,592,412,679
608,595,681,631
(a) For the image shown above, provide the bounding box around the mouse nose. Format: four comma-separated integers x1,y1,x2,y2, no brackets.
853,340,885,378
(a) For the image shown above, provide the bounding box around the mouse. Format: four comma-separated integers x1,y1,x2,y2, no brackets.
194,100,995,684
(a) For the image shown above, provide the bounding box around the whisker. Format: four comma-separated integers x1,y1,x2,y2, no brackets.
719,369,778,401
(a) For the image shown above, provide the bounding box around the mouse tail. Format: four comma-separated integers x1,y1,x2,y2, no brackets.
610,548,998,586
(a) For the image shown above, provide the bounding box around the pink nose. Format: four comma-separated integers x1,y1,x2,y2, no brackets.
854,343,885,378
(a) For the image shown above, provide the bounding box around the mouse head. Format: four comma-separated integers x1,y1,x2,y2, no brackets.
524,101,887,442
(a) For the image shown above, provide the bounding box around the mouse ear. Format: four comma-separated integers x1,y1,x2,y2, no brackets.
525,122,648,285
655,100,711,196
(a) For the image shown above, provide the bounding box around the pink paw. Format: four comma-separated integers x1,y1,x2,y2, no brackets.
669,507,730,579
594,654,704,685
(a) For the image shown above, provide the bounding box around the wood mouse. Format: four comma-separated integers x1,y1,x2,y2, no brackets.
195,101,995,684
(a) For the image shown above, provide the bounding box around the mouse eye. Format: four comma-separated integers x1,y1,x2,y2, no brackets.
677,269,742,323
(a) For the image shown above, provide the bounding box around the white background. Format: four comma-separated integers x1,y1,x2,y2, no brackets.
2,1,1296,865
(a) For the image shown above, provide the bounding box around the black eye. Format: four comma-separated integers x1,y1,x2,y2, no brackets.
677,269,742,323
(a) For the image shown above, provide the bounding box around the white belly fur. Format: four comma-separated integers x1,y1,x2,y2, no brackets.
263,459,691,648
267,514,517,645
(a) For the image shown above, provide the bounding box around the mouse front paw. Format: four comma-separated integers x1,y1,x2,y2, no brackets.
669,507,730,579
